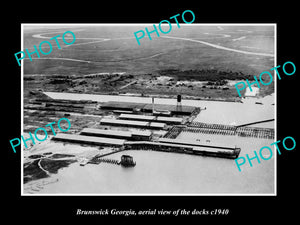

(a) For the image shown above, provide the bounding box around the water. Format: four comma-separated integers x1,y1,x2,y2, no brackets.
25,93,275,195
36,140,274,194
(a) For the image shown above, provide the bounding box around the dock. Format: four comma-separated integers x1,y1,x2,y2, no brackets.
88,157,120,165
124,141,240,159
235,119,274,128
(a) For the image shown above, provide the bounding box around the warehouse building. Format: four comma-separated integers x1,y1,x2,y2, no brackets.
52,133,126,146
124,140,240,159
100,118,148,128
118,114,156,121
118,113,183,125
156,116,183,124
100,118,166,130
80,128,152,141
100,101,197,116
158,138,236,150
149,122,166,129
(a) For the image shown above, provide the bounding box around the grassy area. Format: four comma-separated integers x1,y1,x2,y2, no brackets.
23,25,275,100
24,157,77,183
23,25,274,76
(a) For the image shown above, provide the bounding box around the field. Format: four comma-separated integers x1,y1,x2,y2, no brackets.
24,25,274,73
23,24,275,100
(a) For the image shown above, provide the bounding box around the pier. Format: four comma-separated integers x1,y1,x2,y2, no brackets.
167,122,275,139
235,119,275,128
236,126,274,139
88,157,120,165
124,141,241,159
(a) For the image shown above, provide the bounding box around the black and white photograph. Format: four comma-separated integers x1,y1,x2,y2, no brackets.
21,23,276,195
3,4,298,223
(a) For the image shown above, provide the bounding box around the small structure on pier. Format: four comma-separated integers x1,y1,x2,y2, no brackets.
120,155,136,167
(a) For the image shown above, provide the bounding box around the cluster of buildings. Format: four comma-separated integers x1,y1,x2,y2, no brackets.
52,100,241,159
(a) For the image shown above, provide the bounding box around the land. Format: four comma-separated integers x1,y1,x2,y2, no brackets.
23,25,275,100
24,71,251,101
24,153,77,183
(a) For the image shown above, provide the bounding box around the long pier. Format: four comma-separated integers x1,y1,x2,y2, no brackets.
80,149,124,166
88,157,120,165
124,141,241,159
165,122,275,139
235,119,274,128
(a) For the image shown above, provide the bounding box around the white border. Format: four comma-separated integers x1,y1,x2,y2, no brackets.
21,23,277,196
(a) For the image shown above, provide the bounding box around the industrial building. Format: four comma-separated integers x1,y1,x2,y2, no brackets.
80,128,152,141
100,118,148,128
100,118,166,130
52,130,240,159
124,141,241,159
52,133,126,146
118,114,156,121
156,116,183,124
100,101,144,112
149,122,166,129
118,113,183,125
142,104,196,115
100,101,197,116
158,138,236,150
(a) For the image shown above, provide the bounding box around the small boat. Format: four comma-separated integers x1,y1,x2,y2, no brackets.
120,155,136,167
255,101,263,105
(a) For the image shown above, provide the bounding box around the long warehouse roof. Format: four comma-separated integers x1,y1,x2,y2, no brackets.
100,118,166,128
81,128,152,137
130,130,152,137
158,138,236,150
149,122,166,128
101,118,149,126
119,114,156,121
156,116,183,123
52,133,126,145
126,141,234,153
81,128,132,137
119,113,183,123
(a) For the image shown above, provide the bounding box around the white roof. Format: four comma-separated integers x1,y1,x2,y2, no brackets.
101,118,149,126
81,128,132,137
81,128,151,137
119,114,156,121
150,122,166,128
53,133,126,145
156,116,183,122
131,130,152,137
159,138,235,150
